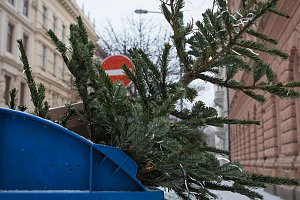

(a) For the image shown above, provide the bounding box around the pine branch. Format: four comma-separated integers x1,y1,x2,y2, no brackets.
61,104,78,127
173,0,287,87
199,146,229,156
7,88,27,111
284,81,300,87
160,43,171,99
243,90,266,103
8,88,18,110
195,74,300,102
162,0,191,72
123,50,149,109
246,29,278,44
236,40,288,59
245,172,300,186
17,40,50,118
206,117,260,126
18,105,27,112
47,30,69,65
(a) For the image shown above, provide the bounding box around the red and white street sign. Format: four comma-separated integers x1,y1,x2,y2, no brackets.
101,55,134,87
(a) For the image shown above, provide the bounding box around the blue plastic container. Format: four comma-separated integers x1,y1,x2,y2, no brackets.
0,108,163,199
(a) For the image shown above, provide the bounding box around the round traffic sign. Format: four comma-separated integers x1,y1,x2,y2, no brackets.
101,55,134,87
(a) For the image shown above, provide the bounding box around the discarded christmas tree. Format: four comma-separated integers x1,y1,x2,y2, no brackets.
16,0,300,199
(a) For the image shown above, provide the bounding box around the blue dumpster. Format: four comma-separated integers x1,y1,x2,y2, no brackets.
0,108,163,199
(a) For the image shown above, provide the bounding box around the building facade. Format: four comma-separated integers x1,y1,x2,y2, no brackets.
213,67,229,151
228,0,300,199
0,0,98,109
204,126,225,150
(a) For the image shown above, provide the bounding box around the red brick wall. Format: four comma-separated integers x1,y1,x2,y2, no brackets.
229,0,300,179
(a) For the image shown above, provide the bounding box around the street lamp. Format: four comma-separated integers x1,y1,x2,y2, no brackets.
134,9,161,14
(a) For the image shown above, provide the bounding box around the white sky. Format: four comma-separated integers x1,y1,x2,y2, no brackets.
76,0,215,107
76,0,214,33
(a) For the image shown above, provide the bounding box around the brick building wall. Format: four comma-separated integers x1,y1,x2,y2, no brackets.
228,0,300,198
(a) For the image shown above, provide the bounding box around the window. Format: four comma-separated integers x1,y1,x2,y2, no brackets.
20,82,26,105
62,61,65,80
23,33,29,52
8,0,14,6
52,92,57,107
41,45,46,69
23,0,29,16
4,75,11,105
6,23,14,53
53,53,56,75
42,6,47,29
53,15,57,32
62,25,65,42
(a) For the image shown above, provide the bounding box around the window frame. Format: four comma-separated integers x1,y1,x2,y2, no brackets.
19,82,26,106
4,75,12,105
53,15,57,32
62,24,65,42
23,33,29,53
23,0,29,17
6,22,15,53
41,44,47,70
8,0,14,6
42,5,47,29
62,62,65,80
53,52,56,75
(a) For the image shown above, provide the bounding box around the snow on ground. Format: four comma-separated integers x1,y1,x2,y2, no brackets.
211,188,281,200
163,187,282,200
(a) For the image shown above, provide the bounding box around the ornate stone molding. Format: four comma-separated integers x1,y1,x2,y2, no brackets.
57,0,97,42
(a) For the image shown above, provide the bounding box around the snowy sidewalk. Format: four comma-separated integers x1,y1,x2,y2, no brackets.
164,187,281,199
211,188,281,200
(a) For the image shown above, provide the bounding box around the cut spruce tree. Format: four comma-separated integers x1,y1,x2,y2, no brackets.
14,0,300,199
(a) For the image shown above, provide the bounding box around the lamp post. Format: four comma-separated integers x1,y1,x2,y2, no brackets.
134,9,161,14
